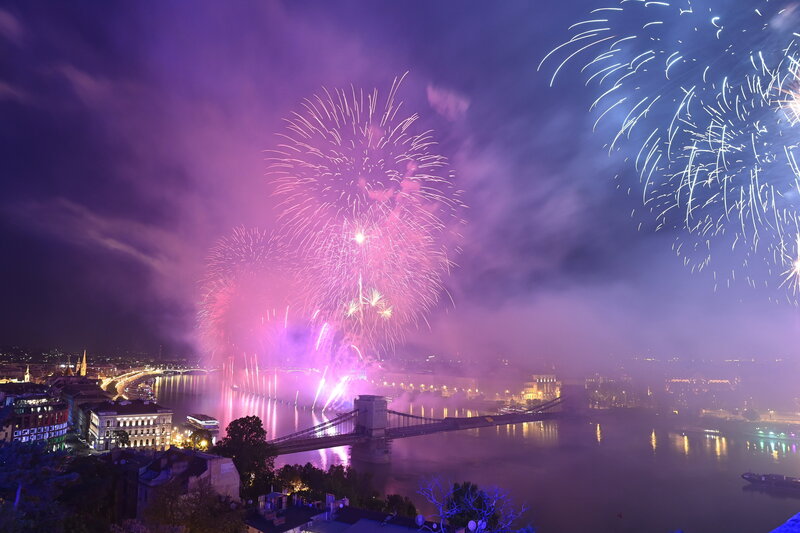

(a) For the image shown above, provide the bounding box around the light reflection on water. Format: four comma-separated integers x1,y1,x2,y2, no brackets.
154,373,351,467
154,374,800,465
155,374,800,532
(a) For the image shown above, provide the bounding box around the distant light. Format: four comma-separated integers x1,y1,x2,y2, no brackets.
354,232,366,245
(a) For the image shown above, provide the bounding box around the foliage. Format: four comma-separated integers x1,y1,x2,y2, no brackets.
113,430,130,447
141,480,183,530
419,479,526,533
385,493,417,518
58,455,118,532
109,520,152,533
0,441,70,533
275,463,415,517
186,429,213,451
211,416,277,499
142,478,244,533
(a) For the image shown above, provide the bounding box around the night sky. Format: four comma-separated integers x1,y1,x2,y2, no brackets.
2,1,799,365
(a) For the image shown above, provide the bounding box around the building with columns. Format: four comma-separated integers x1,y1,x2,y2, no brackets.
87,399,173,452
522,374,561,403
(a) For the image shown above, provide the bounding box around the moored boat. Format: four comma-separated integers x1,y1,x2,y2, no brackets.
742,472,800,489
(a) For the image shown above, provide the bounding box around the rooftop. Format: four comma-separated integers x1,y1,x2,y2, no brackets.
139,447,226,488
304,508,433,533
246,506,325,533
187,413,218,422
90,399,172,416
333,508,421,529
60,382,108,396
0,382,48,395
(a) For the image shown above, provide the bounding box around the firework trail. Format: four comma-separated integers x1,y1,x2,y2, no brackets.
198,76,464,409
199,227,369,410
198,227,294,366
541,0,800,298
269,73,465,353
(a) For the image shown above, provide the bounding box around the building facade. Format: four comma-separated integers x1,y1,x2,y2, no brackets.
57,378,112,431
522,374,561,403
87,399,173,451
0,383,68,451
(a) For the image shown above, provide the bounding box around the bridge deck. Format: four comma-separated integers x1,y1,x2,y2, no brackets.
272,407,562,456
273,434,367,455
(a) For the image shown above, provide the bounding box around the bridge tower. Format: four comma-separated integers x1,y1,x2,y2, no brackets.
352,395,390,463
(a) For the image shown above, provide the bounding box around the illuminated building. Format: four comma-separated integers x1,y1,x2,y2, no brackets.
665,377,739,410
368,371,481,398
185,413,220,444
585,374,649,409
47,360,112,435
57,377,113,431
523,374,561,402
79,350,88,377
87,399,173,451
0,364,32,384
0,382,68,451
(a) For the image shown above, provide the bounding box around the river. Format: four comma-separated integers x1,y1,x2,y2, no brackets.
154,373,800,532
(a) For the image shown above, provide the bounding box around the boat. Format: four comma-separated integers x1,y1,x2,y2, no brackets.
750,428,800,441
742,472,800,489
678,426,720,437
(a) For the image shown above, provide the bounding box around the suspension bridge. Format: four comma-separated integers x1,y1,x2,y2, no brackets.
269,395,564,462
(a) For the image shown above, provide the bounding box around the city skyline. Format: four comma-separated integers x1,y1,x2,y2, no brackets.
8,3,800,532
3,2,800,367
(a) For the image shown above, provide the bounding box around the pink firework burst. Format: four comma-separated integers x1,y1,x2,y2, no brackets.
268,74,465,356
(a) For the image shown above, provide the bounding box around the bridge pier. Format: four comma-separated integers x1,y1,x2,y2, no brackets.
351,438,391,464
352,395,390,464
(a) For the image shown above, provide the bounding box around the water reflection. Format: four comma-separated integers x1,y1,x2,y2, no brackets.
155,375,800,467
154,374,349,467
715,436,728,459
744,439,800,461
154,375,800,531
742,484,800,500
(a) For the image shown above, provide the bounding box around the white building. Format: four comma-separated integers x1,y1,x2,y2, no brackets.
87,399,173,451
522,374,561,402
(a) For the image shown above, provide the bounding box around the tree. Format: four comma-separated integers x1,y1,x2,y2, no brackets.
141,481,184,531
212,416,277,499
109,520,152,533
274,463,407,513
180,479,245,533
385,494,417,518
143,478,244,533
58,455,118,532
187,429,213,451
743,408,760,421
419,479,526,533
0,441,70,533
113,430,130,448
